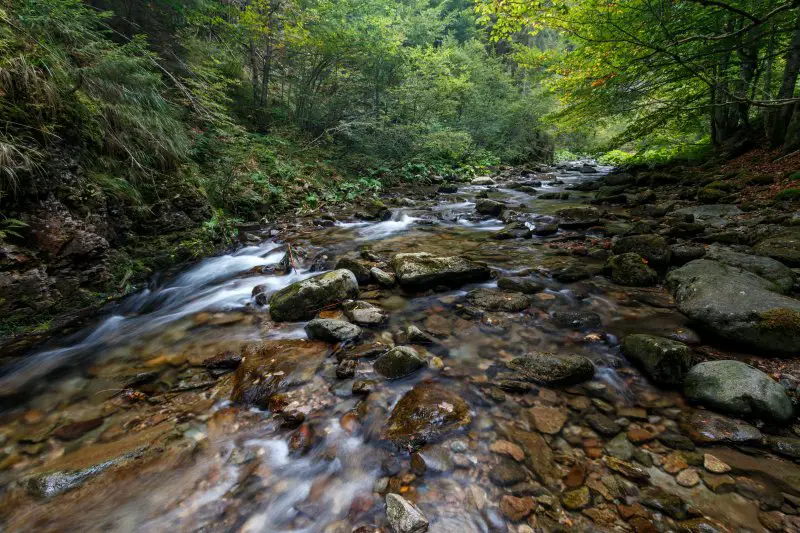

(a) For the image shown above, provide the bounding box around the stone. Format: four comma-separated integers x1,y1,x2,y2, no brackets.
605,433,634,460
556,207,600,228
612,234,671,267
527,406,568,434
585,413,621,436
701,472,736,493
471,176,496,186
374,346,426,379
669,243,707,266
502,425,556,484
475,199,505,216
490,440,525,461
663,452,689,474
231,341,330,407
305,318,362,343
706,245,795,294
676,468,701,487
391,253,491,289
336,359,357,379
703,454,730,474
497,276,545,294
406,325,435,344
269,270,359,321
753,229,800,267
621,334,692,386
343,300,388,326
490,457,528,486
606,253,659,286
684,360,794,422
466,288,531,312
385,493,429,533
640,488,689,520
335,255,373,284
679,411,762,444
666,259,800,355
507,352,595,386
627,428,655,444
500,495,535,521
766,436,800,459
561,486,591,510
564,462,586,488
371,267,396,287
551,311,602,330
604,456,650,481
383,383,471,448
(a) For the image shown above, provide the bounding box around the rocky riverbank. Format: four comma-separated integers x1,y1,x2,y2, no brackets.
1,158,800,532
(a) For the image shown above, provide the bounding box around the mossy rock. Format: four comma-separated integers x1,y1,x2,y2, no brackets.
383,383,471,448
606,253,658,287
269,269,359,321
697,187,727,204
622,334,692,386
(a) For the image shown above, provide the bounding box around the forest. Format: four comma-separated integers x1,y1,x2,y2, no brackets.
1,1,800,531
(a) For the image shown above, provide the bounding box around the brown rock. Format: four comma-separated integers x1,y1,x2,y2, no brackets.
490,439,525,462
53,418,104,441
663,452,689,474
676,468,700,487
500,495,535,521
701,472,736,493
564,462,587,489
627,428,655,444
604,456,650,481
528,406,568,435
702,453,731,474
618,503,649,520
502,425,555,484
630,517,659,533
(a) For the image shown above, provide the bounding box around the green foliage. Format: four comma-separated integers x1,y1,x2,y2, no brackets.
0,218,27,242
775,188,800,202
597,150,632,166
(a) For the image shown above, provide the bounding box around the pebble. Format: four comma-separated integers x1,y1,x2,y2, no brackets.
527,406,568,434
490,440,525,461
676,468,700,487
703,453,731,474
499,495,535,521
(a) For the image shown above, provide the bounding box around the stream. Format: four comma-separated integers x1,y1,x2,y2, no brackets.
0,164,797,533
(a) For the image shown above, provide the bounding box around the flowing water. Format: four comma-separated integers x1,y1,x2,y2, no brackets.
0,164,794,532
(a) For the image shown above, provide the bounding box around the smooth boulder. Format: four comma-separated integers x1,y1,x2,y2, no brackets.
684,360,794,422
269,270,359,321
386,493,429,533
666,259,800,355
305,318,361,343
706,245,795,293
622,334,692,386
391,252,490,289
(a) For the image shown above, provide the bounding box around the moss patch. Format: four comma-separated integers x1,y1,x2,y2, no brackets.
759,308,800,332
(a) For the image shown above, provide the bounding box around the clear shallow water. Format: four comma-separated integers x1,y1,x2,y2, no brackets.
0,162,785,533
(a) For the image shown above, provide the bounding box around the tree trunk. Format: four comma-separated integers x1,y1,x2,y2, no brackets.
769,13,800,146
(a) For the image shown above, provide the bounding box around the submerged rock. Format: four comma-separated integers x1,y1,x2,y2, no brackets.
466,288,531,311
269,269,359,321
374,346,426,379
606,253,658,286
27,459,118,499
551,311,602,330
666,259,800,355
621,334,692,386
384,383,471,448
497,276,545,294
385,493,429,533
507,352,595,386
684,360,794,422
679,410,762,444
305,318,362,343
391,252,490,289
231,340,330,406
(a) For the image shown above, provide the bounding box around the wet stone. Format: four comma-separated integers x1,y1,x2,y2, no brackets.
336,359,357,379
343,300,388,326
550,311,602,330
679,411,762,444
305,318,362,343
527,406,568,435
605,433,634,461
53,418,104,441
385,493,429,533
497,276,545,294
701,472,736,493
585,413,621,437
604,456,650,482
383,383,471,448
466,288,531,312
499,495,535,521
676,468,700,487
490,439,525,462
506,352,595,386
640,488,689,520
702,454,730,474
561,486,591,510
490,457,528,486
373,346,426,379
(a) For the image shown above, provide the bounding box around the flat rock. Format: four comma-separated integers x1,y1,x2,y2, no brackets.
706,245,795,293
466,288,531,311
527,406,568,434
343,300,388,325
679,410,762,444
374,346,426,379
506,352,595,386
391,253,491,289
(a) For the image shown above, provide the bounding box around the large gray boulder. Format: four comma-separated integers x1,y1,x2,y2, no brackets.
666,259,800,355
391,252,490,289
684,360,794,422
269,270,359,321
622,334,692,386
705,245,795,294
753,229,800,267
